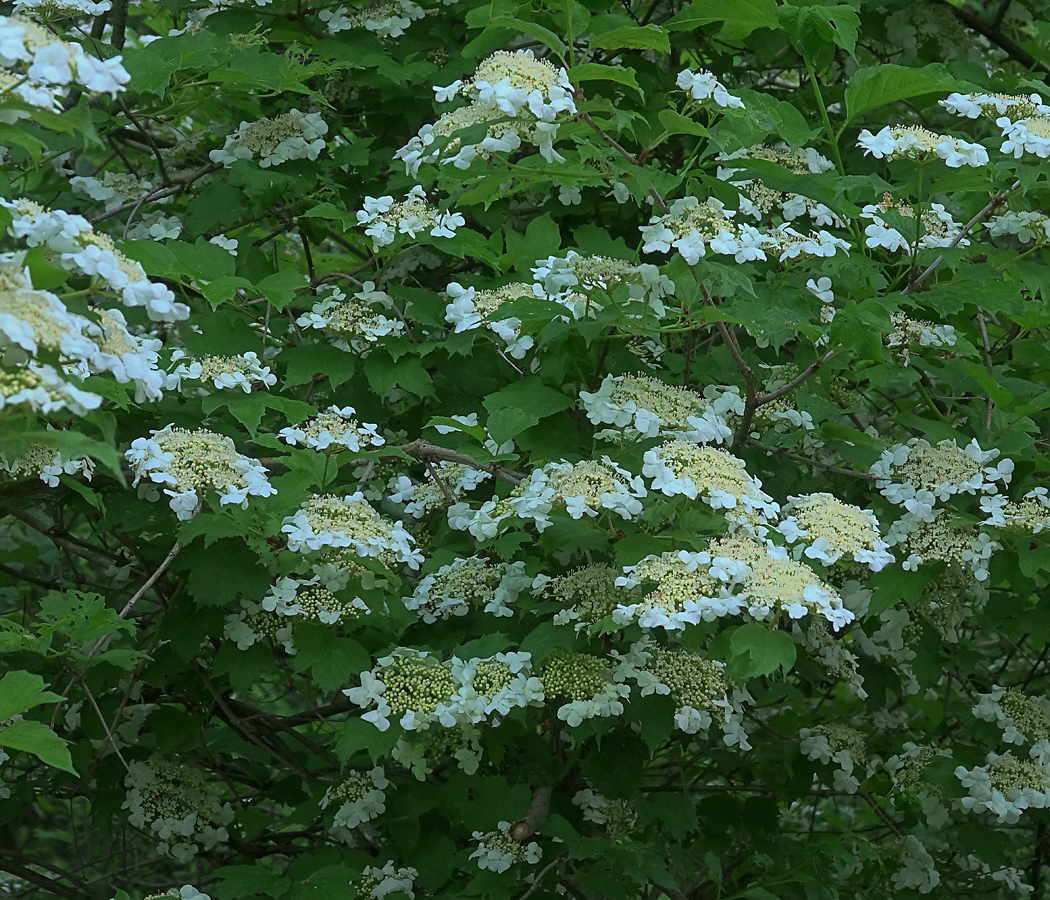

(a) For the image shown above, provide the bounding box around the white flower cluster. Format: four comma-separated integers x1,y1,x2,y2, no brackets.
122,761,234,863
579,374,735,444
0,441,94,487
398,49,577,174
972,686,1050,747
449,457,646,538
531,251,676,318
320,767,388,830
296,282,405,354
281,492,423,570
537,564,637,629
675,68,744,108
957,752,1050,823
642,441,780,525
70,172,151,212
941,93,1050,159
260,572,369,624
981,488,1050,534
888,509,999,582
223,599,295,653
344,648,544,732
356,186,464,250
126,212,183,242
570,789,637,841
540,650,631,727
777,493,893,570
857,125,988,167
355,862,418,900
891,835,940,894
2,197,189,322
126,425,276,520
278,406,384,453
390,462,491,518
164,349,275,393
320,0,424,37
886,742,952,827
139,887,210,900
0,15,130,99
12,0,111,16
0,361,100,416
444,281,535,359
716,144,842,226
469,820,542,873
404,556,529,621
209,109,328,167
987,210,1050,244
800,724,870,794
871,438,1012,520
615,535,852,631
886,311,957,365
861,195,967,253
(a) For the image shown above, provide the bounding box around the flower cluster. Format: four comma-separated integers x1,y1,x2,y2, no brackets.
801,724,870,793
2,198,188,322
540,650,630,726
469,820,542,873
870,438,1012,520
392,462,490,518
0,361,100,416
0,15,130,99
122,761,234,862
615,535,851,630
716,144,842,225
164,349,276,393
70,172,151,212
281,492,423,570
320,0,424,37
642,646,730,734
443,281,535,359
777,493,893,570
538,564,639,628
209,109,328,167
886,311,957,365
405,556,529,622
675,68,744,108
861,194,967,253
642,441,780,525
140,888,210,900
261,573,368,624
0,441,93,487
223,600,295,653
356,186,464,249
354,862,418,900
296,282,405,354
888,510,998,582
579,374,733,444
531,251,676,317
857,125,988,167
278,406,384,453
957,752,1050,823
320,767,389,830
973,687,1050,747
988,210,1050,244
981,489,1050,534
571,789,637,841
126,426,276,520
940,91,1050,121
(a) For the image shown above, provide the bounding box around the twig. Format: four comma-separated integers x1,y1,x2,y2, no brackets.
515,855,567,900
976,311,995,429
90,162,223,223
400,438,525,485
755,351,835,407
81,680,130,772
425,461,456,505
0,502,115,568
509,785,552,841
748,440,880,481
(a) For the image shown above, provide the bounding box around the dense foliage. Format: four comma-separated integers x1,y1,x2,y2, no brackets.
5,0,1050,897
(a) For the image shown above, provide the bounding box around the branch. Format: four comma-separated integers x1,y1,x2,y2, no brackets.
0,502,116,568
90,162,223,223
0,856,93,900
755,351,835,407
748,440,880,481
943,2,1050,82
399,439,525,485
509,785,552,841
516,855,568,900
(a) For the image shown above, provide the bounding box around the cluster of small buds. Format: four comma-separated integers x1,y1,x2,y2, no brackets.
391,462,490,518
794,618,865,698
571,789,637,841
538,564,640,629
615,535,851,631
675,68,744,109
871,437,1013,520
354,861,419,900
887,742,952,810
470,820,542,873
0,15,130,97
861,195,968,253
973,686,1050,746
164,349,276,393
356,186,464,250
281,492,423,570
0,360,101,415
540,650,629,726
857,125,988,167
716,144,842,225
940,91,1050,121
278,406,385,453
320,767,389,830
981,488,1050,533
800,724,870,794
392,724,483,780
70,172,151,212
579,374,732,444
297,282,405,354
209,109,328,167
776,493,894,570
450,652,545,724
126,425,276,521
888,510,998,582
262,573,368,624
405,556,529,622
224,599,296,653
0,441,94,487
886,311,957,365
443,282,535,359
642,645,730,735
320,0,424,37
122,761,234,863
957,752,1050,823
531,251,676,317
987,210,1050,244
1,198,188,322
643,440,780,525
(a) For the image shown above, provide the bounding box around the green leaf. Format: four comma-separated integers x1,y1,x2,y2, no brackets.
729,624,797,678
283,342,355,389
215,865,292,900
120,47,176,96
484,17,567,56
778,4,859,57
845,64,967,123
568,62,640,92
258,270,309,307
292,624,370,694
589,25,670,54
0,670,64,721
0,719,77,774
363,350,435,400
666,0,779,40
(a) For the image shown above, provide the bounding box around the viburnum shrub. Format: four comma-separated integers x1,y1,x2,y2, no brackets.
5,0,1050,897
